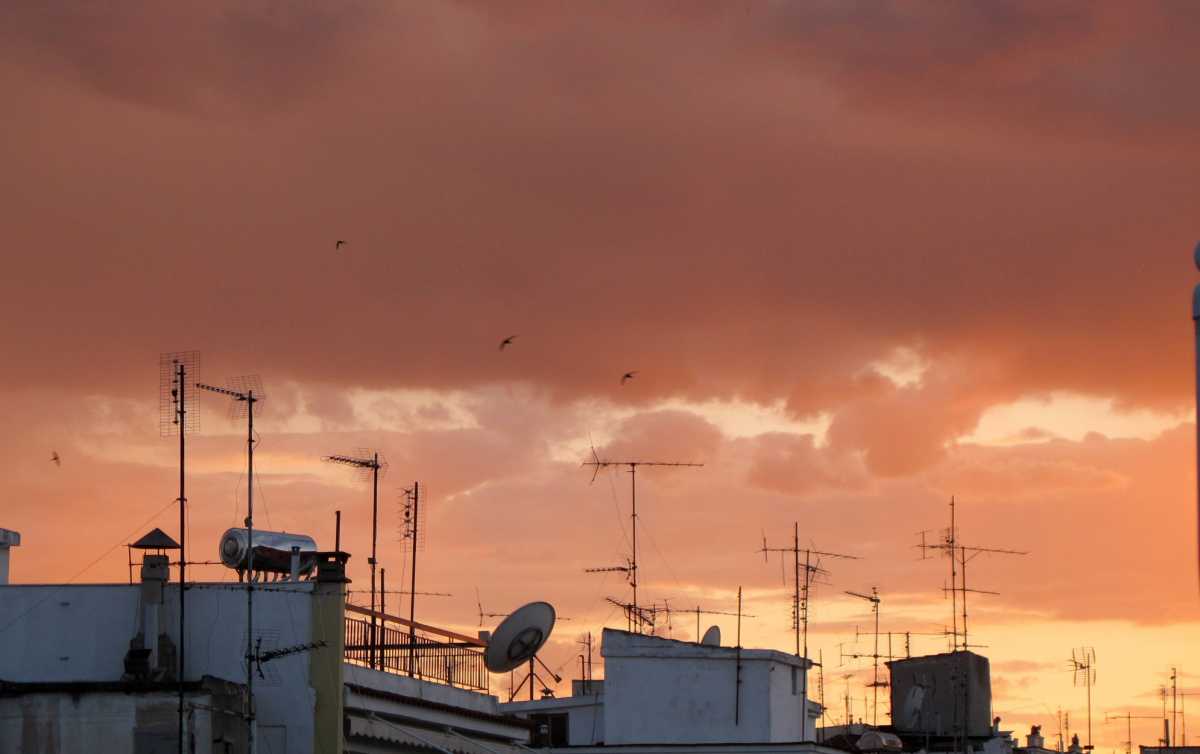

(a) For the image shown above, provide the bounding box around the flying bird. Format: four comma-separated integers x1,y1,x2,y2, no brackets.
498,335,518,351
50,451,60,467
335,240,346,250
620,371,638,385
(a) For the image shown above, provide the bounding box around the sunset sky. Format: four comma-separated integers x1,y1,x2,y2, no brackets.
3,2,1200,749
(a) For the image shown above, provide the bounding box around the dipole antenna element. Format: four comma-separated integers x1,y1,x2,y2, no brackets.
761,522,858,659
581,448,703,629
196,374,264,754
323,450,387,670
159,350,199,754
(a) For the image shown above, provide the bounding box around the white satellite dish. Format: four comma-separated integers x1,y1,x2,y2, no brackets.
484,601,556,673
701,625,721,646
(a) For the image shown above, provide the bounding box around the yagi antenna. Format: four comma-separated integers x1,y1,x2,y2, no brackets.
159,350,199,754
761,521,858,658
195,372,265,754
476,588,509,627
843,587,884,726
581,451,703,629
323,450,387,670
916,496,1027,651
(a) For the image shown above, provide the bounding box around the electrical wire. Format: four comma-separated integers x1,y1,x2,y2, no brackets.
0,498,178,636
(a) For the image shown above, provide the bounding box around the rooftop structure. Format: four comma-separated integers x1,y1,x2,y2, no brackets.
503,628,825,752
0,527,530,754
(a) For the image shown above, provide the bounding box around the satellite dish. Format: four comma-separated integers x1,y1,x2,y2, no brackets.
484,601,556,673
701,625,721,646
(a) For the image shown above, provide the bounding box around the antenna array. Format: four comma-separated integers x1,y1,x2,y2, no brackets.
760,521,858,658
1069,647,1097,749
323,450,386,669
196,373,265,754
159,350,199,754
581,449,703,629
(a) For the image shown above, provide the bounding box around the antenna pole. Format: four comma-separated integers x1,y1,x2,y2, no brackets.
335,510,341,553
246,389,256,754
793,523,801,657
176,362,187,754
369,454,380,670
735,586,743,725
631,466,638,616
408,481,420,676
950,498,958,649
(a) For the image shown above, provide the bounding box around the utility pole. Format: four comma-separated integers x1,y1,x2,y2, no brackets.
582,452,702,627
760,523,857,658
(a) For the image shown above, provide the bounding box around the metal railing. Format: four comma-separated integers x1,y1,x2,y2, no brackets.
344,607,489,692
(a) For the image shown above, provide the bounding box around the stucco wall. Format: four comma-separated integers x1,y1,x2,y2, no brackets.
0,582,318,754
0,690,216,754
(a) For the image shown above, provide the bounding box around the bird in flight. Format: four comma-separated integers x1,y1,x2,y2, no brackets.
335,240,346,250
498,335,517,351
620,371,638,385
50,451,61,467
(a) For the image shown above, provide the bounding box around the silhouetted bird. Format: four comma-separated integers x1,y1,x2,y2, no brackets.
335,240,346,250
498,335,517,351
620,371,638,385
50,451,60,467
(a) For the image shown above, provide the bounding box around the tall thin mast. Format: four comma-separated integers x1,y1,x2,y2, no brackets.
582,453,703,627
408,481,420,676
196,376,263,754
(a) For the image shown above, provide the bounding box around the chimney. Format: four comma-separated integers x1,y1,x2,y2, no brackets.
312,551,349,754
141,553,170,670
0,528,20,585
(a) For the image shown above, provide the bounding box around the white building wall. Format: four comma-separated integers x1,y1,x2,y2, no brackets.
0,583,318,754
600,629,812,746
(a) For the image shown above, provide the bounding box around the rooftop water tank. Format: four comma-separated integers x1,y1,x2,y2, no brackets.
219,528,318,577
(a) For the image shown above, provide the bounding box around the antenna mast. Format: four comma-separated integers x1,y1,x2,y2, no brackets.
1107,712,1160,754
196,375,264,754
582,450,702,627
1069,648,1097,749
761,522,858,658
401,482,425,675
160,351,199,754
918,497,1028,651
323,451,387,669
844,588,883,726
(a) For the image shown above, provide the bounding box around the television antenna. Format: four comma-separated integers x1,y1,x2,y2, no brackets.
1069,647,1097,749
399,482,426,675
159,350,198,754
581,449,703,628
844,587,884,726
1106,712,1160,754
917,497,1028,651
761,522,858,658
323,451,387,669
195,374,264,754
476,588,510,627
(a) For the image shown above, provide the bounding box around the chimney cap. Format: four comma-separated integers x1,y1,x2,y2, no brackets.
0,528,20,547
131,528,180,550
